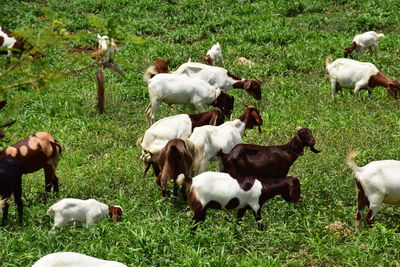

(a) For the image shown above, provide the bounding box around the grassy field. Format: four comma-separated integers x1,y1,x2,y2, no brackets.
1,0,400,266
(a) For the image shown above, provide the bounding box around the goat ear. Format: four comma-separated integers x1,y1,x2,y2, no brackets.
97,34,101,39
251,110,262,133
243,103,249,108
209,113,218,126
244,81,251,91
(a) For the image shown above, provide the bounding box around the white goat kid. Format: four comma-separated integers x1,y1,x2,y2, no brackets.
347,151,400,231
32,252,127,267
145,73,221,125
344,31,385,57
47,198,122,231
96,34,117,63
204,42,224,66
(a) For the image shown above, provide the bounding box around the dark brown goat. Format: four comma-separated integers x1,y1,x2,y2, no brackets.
0,132,62,199
147,139,193,198
0,156,25,224
217,128,320,179
177,172,301,230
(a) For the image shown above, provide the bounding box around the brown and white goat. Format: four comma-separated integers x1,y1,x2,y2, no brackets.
177,172,301,230
0,27,25,64
326,56,400,98
139,109,224,163
145,139,194,198
344,31,385,57
174,62,262,100
189,105,263,175
0,132,62,199
218,127,320,179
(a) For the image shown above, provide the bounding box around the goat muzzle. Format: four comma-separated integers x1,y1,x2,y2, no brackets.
310,145,320,153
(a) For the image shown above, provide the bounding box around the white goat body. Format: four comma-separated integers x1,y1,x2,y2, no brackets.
174,62,241,90
139,114,193,160
326,58,379,97
205,42,224,66
32,252,127,267
47,198,121,229
189,119,245,174
189,171,262,210
350,31,385,54
146,73,221,124
347,151,400,230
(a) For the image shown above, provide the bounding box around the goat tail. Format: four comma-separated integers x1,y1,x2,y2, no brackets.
346,150,361,174
377,33,385,38
0,197,7,209
176,173,192,192
325,55,333,66
136,136,144,148
184,139,204,175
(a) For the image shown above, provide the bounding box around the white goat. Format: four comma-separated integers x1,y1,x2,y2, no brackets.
347,151,400,231
94,34,117,63
344,31,385,57
325,56,400,98
189,105,262,175
145,73,221,124
174,62,261,100
204,42,224,66
32,252,127,267
47,198,122,231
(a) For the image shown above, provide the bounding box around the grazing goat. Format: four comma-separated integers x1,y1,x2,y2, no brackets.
145,73,234,124
344,31,385,57
204,42,224,66
0,132,62,199
326,56,400,98
218,127,320,179
174,62,261,100
0,27,24,64
47,198,123,231
347,151,400,231
189,105,263,175
143,59,170,84
138,109,224,162
145,139,194,197
177,172,301,230
32,252,127,267
91,34,117,63
0,156,25,224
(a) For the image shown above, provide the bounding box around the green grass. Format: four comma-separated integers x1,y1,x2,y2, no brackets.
1,0,400,266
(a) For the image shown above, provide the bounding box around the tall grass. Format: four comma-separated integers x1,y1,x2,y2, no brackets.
1,0,400,266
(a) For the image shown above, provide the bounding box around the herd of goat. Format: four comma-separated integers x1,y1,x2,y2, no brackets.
1,26,400,266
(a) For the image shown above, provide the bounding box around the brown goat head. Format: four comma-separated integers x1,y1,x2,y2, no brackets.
344,42,356,58
295,128,320,154
387,81,400,98
239,104,263,133
283,177,301,205
154,60,170,74
108,205,123,223
243,80,262,100
203,54,212,65
212,91,234,118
